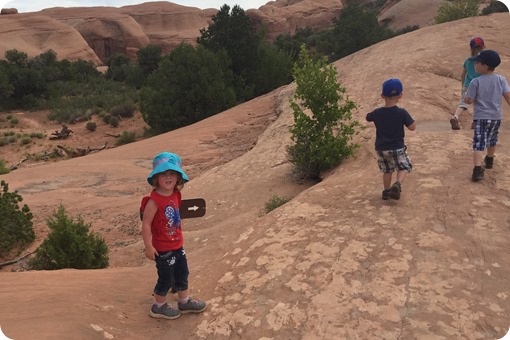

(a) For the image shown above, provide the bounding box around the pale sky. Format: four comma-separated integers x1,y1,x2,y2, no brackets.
1,0,269,13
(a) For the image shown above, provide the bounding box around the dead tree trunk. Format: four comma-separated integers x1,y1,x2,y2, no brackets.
49,124,73,140
57,142,108,157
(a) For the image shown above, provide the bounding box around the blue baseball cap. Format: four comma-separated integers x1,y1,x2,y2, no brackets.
147,152,189,185
469,49,501,69
382,78,403,97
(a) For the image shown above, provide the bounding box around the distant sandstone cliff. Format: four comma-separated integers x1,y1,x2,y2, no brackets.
0,0,439,65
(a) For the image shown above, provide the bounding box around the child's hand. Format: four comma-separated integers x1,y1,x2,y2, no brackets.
144,246,159,261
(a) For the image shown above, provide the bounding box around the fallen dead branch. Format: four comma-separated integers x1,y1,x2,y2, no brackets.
0,251,34,269
49,124,73,140
9,157,28,171
57,142,108,158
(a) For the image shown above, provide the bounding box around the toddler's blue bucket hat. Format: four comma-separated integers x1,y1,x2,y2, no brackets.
147,152,189,185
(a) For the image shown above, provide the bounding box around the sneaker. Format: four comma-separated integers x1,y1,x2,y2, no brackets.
484,156,494,169
472,166,484,181
149,302,181,320
382,189,390,200
389,182,401,200
450,116,460,130
178,297,207,314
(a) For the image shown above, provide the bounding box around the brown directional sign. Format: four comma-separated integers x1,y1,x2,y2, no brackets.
180,198,206,219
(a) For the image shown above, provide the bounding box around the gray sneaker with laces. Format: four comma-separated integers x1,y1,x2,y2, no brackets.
389,182,401,200
149,302,181,320
178,297,207,314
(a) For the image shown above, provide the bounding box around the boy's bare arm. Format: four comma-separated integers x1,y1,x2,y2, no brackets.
504,92,510,106
407,122,417,131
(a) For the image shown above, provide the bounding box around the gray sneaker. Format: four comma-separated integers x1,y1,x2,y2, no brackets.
149,302,181,320
178,297,207,314
382,189,390,200
472,166,484,181
389,182,401,200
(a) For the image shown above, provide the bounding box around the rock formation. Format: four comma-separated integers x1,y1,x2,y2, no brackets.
247,0,343,40
0,0,444,65
1,8,18,15
0,14,101,64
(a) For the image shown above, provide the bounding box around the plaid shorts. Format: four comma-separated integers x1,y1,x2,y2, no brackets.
376,147,412,173
472,119,501,151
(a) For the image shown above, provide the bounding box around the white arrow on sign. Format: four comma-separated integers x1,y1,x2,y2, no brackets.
180,198,206,219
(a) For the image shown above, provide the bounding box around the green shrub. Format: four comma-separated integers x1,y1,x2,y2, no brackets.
6,135,17,144
0,180,34,258
47,107,80,124
19,136,31,145
86,107,102,116
29,132,45,139
115,130,136,146
85,121,97,131
109,116,120,127
28,205,109,270
0,160,10,174
9,117,19,126
435,0,479,24
0,138,7,147
102,114,112,124
110,102,135,118
287,45,360,181
264,195,292,214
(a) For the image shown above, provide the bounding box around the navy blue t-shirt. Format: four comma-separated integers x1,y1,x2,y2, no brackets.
366,106,414,151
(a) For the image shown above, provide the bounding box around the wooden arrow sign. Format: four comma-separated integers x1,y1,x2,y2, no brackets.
180,198,206,219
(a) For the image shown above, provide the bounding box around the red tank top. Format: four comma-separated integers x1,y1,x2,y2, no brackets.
147,190,183,252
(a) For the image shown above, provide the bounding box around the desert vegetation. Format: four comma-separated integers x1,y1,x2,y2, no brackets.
0,2,425,139
435,0,507,24
28,205,109,270
0,186,109,271
287,46,360,181
264,195,293,214
0,180,34,259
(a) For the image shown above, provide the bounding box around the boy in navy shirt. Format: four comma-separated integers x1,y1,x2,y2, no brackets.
366,78,416,200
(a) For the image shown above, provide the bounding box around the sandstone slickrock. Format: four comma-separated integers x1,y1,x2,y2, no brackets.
0,0,445,65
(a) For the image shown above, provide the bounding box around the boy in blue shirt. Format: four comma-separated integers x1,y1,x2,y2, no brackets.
366,79,416,200
466,50,510,181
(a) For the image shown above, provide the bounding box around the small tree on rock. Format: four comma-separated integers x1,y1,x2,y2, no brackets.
29,205,109,270
0,180,34,259
287,45,360,181
435,0,479,24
